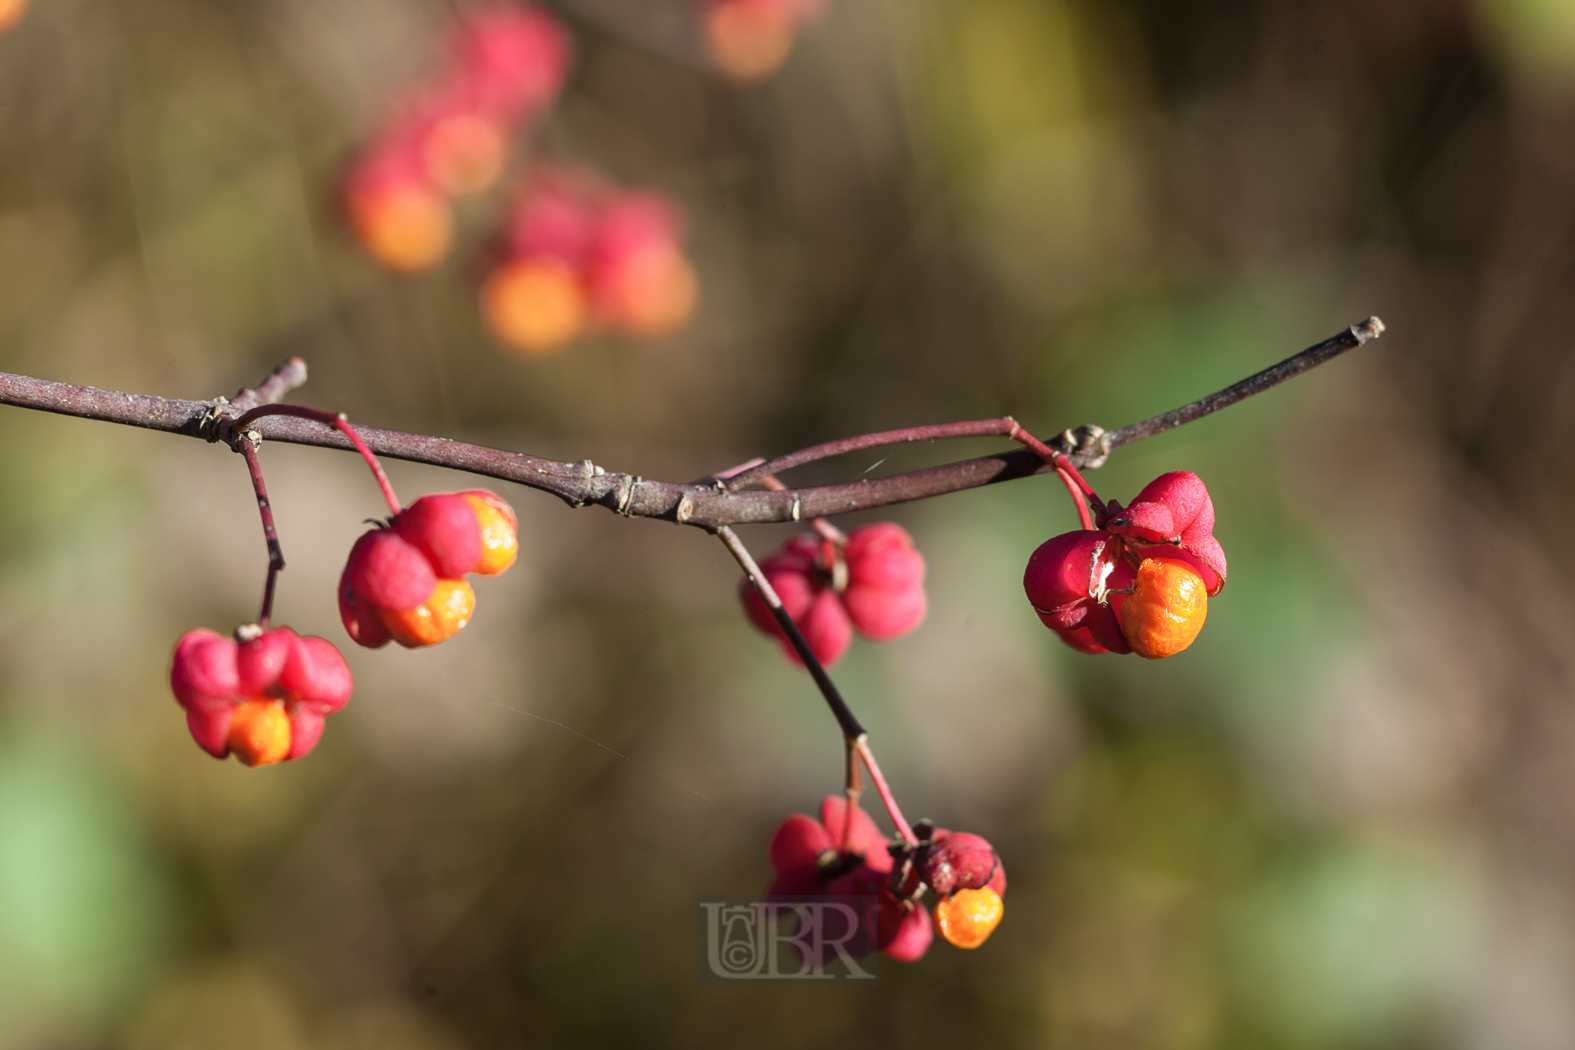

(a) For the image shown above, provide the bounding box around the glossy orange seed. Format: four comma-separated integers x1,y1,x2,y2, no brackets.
227,699,291,767
934,887,1004,950
1117,556,1208,659
462,493,518,576
380,578,476,648
348,184,454,274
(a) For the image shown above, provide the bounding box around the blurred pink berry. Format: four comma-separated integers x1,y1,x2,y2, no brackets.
170,627,352,766
739,524,926,668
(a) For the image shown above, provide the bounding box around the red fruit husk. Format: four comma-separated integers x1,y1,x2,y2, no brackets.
503,168,600,265
879,894,933,962
737,540,853,668
916,830,1000,898
1023,530,1134,655
395,493,483,578
339,570,392,649
345,529,437,611
170,627,353,763
236,627,293,695
842,523,927,641
1104,471,1227,594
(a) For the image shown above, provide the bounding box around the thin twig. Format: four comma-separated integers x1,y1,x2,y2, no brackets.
855,739,916,844
0,320,1382,529
717,526,866,740
232,404,402,515
238,438,285,628
720,525,918,842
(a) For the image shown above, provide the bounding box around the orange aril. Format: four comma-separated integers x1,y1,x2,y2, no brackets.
1117,556,1207,659
933,887,1004,949
227,699,292,767
706,0,795,81
462,493,518,575
422,113,506,197
380,578,476,647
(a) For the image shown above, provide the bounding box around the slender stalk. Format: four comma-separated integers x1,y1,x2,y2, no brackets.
1056,468,1094,530
238,439,285,628
720,525,917,842
725,419,1020,492
842,738,862,855
1102,317,1384,449
717,526,865,741
232,404,401,516
855,739,916,844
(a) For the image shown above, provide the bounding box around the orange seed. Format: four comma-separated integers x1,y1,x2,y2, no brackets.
933,887,1004,950
227,699,292,767
1117,556,1208,659
380,578,476,648
462,493,518,576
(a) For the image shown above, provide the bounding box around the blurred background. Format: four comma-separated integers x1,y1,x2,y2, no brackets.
1,0,1573,1046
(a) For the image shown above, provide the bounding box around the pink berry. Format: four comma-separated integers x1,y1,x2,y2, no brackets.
346,529,437,612
915,830,1000,898
169,627,353,765
394,493,484,578
738,525,927,668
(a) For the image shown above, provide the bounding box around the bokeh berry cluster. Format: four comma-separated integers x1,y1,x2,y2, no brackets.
342,4,698,358
704,0,832,82
344,4,570,274
481,167,699,356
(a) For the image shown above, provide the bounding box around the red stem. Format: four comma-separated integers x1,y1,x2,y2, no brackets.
855,739,916,844
725,418,1025,492
726,415,1104,528
238,439,285,628
232,404,401,516
1056,467,1094,530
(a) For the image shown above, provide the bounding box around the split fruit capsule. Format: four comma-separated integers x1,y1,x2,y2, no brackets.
170,626,353,766
1023,471,1226,658
339,489,518,649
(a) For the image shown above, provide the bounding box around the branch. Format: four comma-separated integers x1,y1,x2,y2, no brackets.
0,318,1382,530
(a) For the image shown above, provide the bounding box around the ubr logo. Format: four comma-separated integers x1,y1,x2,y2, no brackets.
696,896,879,983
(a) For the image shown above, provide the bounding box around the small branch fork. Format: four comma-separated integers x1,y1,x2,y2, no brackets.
205,361,406,630
0,319,1384,531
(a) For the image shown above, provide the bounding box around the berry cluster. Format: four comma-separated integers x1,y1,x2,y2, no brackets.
481,168,699,356
765,797,1006,962
170,402,520,767
171,627,352,767
340,490,519,648
344,4,571,274
738,523,926,667
1024,471,1226,657
704,0,831,82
